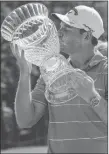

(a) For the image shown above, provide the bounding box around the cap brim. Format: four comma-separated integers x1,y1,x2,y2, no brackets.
52,13,82,29
52,13,71,26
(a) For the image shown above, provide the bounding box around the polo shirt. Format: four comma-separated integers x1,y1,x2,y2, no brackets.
32,51,108,153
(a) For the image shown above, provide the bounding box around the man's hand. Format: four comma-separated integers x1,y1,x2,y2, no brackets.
10,43,32,76
71,69,100,103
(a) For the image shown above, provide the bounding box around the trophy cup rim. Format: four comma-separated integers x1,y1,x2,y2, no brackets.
1,2,48,42
12,16,50,47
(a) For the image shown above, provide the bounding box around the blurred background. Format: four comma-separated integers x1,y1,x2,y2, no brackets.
1,1,108,153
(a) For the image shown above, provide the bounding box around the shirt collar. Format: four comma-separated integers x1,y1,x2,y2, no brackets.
68,50,107,71
88,50,107,67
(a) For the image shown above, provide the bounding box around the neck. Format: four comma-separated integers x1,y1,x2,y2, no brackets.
69,45,94,69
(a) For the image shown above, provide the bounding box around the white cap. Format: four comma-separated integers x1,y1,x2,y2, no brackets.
52,5,104,39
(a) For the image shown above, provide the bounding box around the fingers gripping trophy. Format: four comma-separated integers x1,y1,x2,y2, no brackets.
1,3,82,104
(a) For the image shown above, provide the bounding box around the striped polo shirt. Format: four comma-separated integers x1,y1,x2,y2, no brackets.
32,51,108,153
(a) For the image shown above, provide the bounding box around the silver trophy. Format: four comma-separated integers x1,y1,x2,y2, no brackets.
1,3,79,104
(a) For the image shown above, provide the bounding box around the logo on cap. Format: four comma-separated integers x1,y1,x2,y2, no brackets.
67,8,78,16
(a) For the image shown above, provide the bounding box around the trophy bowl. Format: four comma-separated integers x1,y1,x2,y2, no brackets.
1,3,48,42
1,3,59,66
1,2,79,104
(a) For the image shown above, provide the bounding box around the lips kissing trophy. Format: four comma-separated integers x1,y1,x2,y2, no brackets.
1,3,80,104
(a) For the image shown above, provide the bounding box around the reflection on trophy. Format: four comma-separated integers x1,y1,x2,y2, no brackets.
1,3,79,104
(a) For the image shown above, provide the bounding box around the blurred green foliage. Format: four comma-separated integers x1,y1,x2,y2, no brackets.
1,1,108,146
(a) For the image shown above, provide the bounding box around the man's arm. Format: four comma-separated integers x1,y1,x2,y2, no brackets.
93,97,107,125
12,44,47,129
93,61,108,125
72,62,108,125
15,74,47,129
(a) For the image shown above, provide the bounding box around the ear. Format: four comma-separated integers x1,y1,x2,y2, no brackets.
81,31,92,41
85,31,92,40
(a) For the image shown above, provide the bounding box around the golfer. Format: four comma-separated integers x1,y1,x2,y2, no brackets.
12,5,108,153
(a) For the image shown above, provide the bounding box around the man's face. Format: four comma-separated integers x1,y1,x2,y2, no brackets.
58,22,83,56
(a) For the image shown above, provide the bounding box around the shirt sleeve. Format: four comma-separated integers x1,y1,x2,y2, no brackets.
93,59,108,125
31,75,48,106
103,60,108,101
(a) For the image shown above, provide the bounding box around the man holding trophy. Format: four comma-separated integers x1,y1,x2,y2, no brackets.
1,3,107,153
